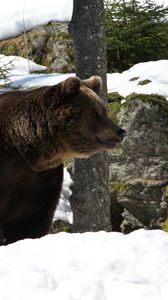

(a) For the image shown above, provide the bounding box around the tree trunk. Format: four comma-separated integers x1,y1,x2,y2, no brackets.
69,0,111,232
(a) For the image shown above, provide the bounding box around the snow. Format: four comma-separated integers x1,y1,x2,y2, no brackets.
1,55,168,99
154,0,168,6
1,2,168,299
54,168,73,224
1,55,168,300
107,60,168,98
0,0,167,41
0,54,47,75
0,0,73,41
0,229,168,300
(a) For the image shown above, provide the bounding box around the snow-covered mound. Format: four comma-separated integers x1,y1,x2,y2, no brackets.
0,0,167,42
0,54,47,75
0,0,73,41
1,55,168,99
0,53,73,88
107,60,168,98
0,229,168,300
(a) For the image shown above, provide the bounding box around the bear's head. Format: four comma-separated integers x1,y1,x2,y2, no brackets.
34,76,126,170
0,76,126,171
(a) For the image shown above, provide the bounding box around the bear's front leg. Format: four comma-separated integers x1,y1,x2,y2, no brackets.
3,216,52,245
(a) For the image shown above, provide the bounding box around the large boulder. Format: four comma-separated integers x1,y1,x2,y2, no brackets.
108,93,168,233
0,22,75,73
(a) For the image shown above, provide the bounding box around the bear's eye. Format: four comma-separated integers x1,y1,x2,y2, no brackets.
65,116,73,124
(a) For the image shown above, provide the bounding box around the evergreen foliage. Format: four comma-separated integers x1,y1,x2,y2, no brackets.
0,58,13,88
105,0,168,72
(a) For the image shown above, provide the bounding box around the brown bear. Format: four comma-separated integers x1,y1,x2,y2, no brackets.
0,76,126,245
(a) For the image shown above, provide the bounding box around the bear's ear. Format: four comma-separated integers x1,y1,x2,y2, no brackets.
82,76,102,94
60,77,80,97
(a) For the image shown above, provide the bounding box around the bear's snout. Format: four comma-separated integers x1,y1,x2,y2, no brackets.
116,128,126,142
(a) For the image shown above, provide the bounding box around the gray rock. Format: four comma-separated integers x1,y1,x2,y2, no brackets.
0,22,75,73
109,94,168,233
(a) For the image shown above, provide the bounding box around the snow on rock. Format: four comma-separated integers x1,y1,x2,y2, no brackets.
0,0,167,43
107,60,168,99
0,229,168,300
0,0,73,41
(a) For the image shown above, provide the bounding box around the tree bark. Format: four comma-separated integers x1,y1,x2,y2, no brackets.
69,0,111,232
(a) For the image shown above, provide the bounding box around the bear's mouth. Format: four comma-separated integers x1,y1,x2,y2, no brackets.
96,137,119,148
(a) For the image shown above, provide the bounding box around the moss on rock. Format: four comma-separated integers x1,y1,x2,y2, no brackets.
125,93,168,114
108,92,168,123
125,92,167,103
0,22,75,73
107,92,124,122
162,218,168,232
129,76,139,81
138,79,151,85
108,92,123,103
111,182,128,194
163,185,168,200
108,102,121,122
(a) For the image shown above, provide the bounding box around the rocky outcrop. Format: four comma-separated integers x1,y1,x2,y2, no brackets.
0,22,75,73
109,93,168,233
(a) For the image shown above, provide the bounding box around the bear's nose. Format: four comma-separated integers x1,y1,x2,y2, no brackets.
117,128,126,141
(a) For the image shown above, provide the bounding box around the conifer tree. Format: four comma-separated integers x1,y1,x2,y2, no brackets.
69,0,111,232
105,0,168,71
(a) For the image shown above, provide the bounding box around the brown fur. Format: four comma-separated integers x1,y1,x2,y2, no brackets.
0,76,125,245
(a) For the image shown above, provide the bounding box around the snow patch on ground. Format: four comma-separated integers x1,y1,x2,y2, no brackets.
1,55,168,99
54,168,73,224
0,54,47,75
0,46,168,300
107,60,168,98
0,229,168,300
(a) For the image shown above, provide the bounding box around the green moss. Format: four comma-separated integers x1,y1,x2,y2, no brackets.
66,44,75,61
125,92,167,102
108,102,121,122
108,92,168,121
57,31,69,40
125,93,168,114
107,92,124,122
111,182,128,193
0,21,74,73
129,76,139,81
63,225,72,233
50,220,72,234
1,43,18,56
162,218,168,232
163,185,168,200
109,92,168,117
138,79,151,85
108,92,123,103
